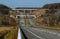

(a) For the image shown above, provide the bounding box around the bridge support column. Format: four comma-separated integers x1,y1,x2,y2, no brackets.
30,10,31,14
24,10,25,14
16,10,19,15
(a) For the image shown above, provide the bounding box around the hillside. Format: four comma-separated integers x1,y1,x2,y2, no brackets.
32,3,60,29
0,4,18,39
42,3,60,9
0,4,11,15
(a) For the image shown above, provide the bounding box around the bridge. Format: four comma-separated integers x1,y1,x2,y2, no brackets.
15,7,40,14
15,7,40,18
16,15,36,18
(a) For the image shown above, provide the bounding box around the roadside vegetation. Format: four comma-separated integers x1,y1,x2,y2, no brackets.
4,26,18,39
32,3,60,30
0,4,19,39
24,18,31,27
24,16,31,27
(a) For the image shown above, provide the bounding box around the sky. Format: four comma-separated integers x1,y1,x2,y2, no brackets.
0,0,60,9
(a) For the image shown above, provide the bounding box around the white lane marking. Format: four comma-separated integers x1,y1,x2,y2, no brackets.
31,28,60,36
17,28,21,39
26,28,43,39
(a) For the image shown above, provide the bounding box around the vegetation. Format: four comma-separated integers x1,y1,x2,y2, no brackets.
32,3,60,29
0,4,18,39
4,26,18,39
24,18,31,26
42,3,60,9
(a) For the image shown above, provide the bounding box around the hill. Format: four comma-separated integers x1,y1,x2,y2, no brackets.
0,4,11,15
32,3,60,27
42,3,60,9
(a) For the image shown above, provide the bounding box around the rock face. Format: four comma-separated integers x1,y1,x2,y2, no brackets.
42,3,60,9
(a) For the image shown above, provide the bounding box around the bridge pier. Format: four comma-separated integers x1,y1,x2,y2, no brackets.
30,10,31,14
16,9,38,15
24,10,25,14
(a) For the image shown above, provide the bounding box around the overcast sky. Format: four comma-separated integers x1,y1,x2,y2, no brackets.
0,0,60,9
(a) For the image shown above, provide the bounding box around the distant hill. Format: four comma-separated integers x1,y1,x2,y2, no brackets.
0,4,11,9
0,4,12,15
42,3,60,9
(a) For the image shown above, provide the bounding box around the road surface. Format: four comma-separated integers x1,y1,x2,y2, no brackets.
19,13,60,39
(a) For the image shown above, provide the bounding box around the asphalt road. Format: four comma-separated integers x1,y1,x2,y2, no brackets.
19,13,60,39
26,13,37,27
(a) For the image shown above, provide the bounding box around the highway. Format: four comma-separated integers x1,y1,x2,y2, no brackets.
26,13,37,27
18,12,25,39
19,13,60,39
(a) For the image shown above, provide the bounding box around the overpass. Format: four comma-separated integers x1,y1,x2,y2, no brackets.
16,15,36,18
15,7,40,14
15,7,40,18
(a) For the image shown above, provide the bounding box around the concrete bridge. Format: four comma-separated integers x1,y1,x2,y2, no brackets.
16,15,36,18
15,7,40,18
15,7,40,14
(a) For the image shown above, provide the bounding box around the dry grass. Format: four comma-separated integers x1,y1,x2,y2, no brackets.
32,18,60,30
0,26,14,37
0,24,18,39
4,25,18,39
36,23,60,30
24,18,31,27
0,27,13,32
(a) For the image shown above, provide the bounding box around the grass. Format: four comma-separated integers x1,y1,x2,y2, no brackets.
36,23,60,30
32,18,60,30
24,18,31,26
3,18,19,39
4,25,18,39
